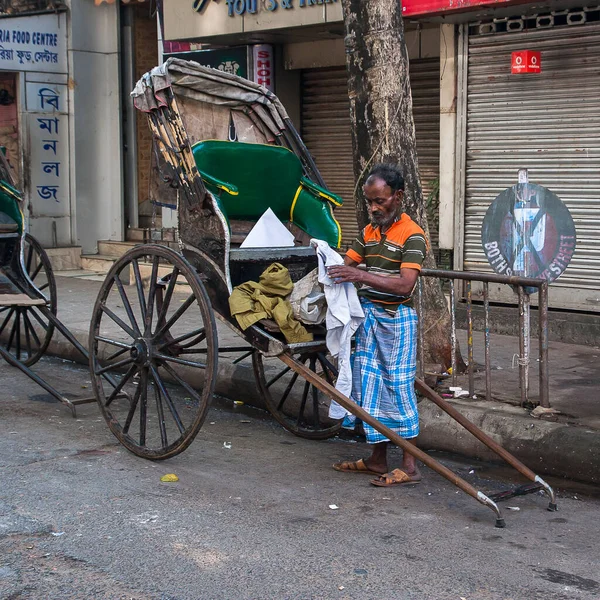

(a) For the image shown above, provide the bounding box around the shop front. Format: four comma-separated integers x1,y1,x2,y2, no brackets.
452,6,600,312
0,10,71,248
162,0,442,248
0,1,124,259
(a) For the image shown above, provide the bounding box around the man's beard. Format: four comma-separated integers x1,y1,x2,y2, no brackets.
370,211,398,229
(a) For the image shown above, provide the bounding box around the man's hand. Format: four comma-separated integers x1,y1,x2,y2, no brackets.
327,265,364,284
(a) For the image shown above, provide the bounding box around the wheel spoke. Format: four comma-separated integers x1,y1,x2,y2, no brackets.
38,282,49,292
22,310,40,353
266,365,291,388
155,266,180,329
105,346,130,363
318,353,338,377
296,378,311,427
95,336,132,350
139,373,148,446
30,260,44,281
15,309,21,360
144,255,160,336
153,294,195,341
151,368,168,449
317,356,335,386
123,369,146,434
25,243,34,274
113,276,141,336
151,364,185,435
160,360,206,409
155,352,206,369
106,364,138,407
277,371,299,411
6,311,18,354
0,307,15,337
311,379,321,430
131,259,147,324
157,327,205,350
27,307,50,332
95,356,135,376
100,304,137,339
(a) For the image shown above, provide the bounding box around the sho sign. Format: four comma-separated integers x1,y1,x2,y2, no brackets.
253,44,274,92
481,174,576,286
511,50,541,74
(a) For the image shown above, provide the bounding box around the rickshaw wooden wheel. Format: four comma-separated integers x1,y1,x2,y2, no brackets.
253,350,342,440
89,245,218,460
0,233,57,366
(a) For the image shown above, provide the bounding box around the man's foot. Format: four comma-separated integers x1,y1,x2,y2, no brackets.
332,458,387,476
369,468,422,487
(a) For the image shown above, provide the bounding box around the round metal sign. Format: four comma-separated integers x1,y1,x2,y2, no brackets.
482,182,576,284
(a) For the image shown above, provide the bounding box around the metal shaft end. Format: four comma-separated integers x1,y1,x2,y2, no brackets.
495,518,506,528
547,502,558,512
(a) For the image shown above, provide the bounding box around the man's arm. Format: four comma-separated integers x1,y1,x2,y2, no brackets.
328,263,419,297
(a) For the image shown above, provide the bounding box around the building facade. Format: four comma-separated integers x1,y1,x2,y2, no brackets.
161,0,599,314
0,0,123,259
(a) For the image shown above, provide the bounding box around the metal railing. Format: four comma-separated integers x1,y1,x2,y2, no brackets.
416,269,549,408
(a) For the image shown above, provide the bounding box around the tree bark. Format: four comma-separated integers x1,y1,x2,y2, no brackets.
341,0,458,369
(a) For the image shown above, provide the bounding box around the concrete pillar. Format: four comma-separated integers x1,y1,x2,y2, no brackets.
67,0,124,254
438,23,457,250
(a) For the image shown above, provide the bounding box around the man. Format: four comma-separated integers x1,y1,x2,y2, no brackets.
327,163,427,487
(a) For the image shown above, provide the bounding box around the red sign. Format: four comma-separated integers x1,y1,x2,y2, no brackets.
511,50,541,74
253,44,274,93
402,0,520,17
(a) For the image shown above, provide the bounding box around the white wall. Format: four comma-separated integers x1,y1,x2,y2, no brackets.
67,0,123,254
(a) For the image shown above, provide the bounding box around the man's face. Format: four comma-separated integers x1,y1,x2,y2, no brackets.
364,176,402,229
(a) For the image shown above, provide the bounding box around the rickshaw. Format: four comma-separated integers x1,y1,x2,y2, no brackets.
0,60,557,526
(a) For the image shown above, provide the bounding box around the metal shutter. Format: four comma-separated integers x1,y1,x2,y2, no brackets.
463,23,600,300
302,60,440,248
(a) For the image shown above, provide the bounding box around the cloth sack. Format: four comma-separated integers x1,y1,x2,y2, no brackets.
229,262,313,344
289,269,327,325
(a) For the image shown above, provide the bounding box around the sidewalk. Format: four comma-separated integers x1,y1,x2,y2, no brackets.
23,272,600,485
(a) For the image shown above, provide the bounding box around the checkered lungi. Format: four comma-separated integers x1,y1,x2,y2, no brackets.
342,298,420,443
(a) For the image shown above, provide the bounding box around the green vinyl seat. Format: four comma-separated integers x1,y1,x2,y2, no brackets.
0,181,22,234
191,140,343,248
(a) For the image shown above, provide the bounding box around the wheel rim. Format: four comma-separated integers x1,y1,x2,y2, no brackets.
0,233,57,366
253,351,342,440
89,245,217,460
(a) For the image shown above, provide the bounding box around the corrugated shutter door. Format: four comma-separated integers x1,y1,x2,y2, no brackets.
302,60,440,248
301,68,358,246
411,59,441,248
464,24,600,295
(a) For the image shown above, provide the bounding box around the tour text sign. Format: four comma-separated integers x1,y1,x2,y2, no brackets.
482,179,576,286
194,0,338,16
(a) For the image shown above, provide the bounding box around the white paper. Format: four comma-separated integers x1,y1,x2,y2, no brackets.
240,207,295,248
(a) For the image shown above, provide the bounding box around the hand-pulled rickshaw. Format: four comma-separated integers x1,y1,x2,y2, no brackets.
0,59,558,527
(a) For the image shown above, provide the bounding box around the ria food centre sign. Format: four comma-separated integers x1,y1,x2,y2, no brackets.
163,0,342,41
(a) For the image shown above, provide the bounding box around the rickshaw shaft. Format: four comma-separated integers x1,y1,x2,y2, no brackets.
279,353,505,526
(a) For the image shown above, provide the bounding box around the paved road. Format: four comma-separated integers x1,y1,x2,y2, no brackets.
1,357,599,600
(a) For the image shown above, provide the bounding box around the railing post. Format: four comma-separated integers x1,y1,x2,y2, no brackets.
483,281,492,402
417,278,425,380
450,279,457,388
466,280,474,397
539,281,550,408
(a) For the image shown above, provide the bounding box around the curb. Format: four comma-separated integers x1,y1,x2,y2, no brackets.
44,328,599,486
417,400,600,486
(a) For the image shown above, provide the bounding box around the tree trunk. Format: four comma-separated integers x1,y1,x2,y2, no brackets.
341,0,458,369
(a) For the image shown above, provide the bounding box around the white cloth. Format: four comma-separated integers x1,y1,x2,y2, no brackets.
310,239,364,419
240,208,295,248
